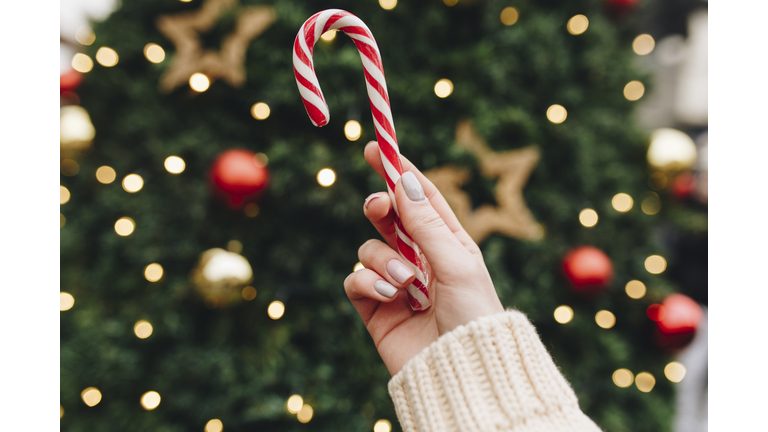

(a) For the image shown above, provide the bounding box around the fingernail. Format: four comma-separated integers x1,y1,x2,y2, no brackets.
374,280,398,298
401,172,425,202
387,259,415,284
364,193,380,210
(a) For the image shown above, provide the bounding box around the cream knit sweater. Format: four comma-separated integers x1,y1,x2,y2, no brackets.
388,310,602,432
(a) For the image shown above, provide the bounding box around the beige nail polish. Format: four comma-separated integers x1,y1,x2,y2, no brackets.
374,280,398,298
387,259,415,284
401,172,425,202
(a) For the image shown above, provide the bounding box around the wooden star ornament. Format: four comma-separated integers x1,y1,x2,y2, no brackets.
156,0,275,92
423,120,544,243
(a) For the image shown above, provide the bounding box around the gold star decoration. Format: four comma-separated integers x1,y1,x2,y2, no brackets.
423,120,544,243
156,0,275,92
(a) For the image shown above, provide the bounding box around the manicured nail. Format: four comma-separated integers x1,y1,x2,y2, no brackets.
374,280,398,298
387,259,415,284
364,193,380,210
401,172,425,202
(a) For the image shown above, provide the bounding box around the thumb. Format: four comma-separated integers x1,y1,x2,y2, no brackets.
394,171,468,274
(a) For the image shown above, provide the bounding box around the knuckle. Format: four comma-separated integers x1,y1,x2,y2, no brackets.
409,210,445,238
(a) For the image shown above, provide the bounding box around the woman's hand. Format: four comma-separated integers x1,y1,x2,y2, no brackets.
344,141,505,376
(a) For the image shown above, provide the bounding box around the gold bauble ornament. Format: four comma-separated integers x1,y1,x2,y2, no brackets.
190,248,253,307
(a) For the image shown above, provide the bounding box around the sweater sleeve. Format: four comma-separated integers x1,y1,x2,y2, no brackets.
387,310,602,432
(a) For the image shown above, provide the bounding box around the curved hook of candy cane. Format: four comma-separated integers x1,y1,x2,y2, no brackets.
293,9,432,311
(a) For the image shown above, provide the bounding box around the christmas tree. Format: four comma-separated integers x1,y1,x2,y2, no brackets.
60,0,705,430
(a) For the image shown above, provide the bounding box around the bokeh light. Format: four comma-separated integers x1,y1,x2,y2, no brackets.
268,301,285,319
317,168,336,187
95,47,118,67
115,217,135,236
648,172,668,190
500,7,519,26
164,156,186,174
189,73,210,92
612,369,634,388
374,419,392,432
140,391,161,410
244,203,259,217
61,159,80,176
287,395,303,413
647,128,697,170
144,43,165,63
71,53,93,73
344,120,362,141
612,193,633,212
251,102,270,120
647,304,666,322
60,292,75,311
443,0,458,5
81,387,102,407
625,280,646,299
320,30,337,41
635,372,656,392
242,286,257,300
134,320,153,339
579,209,598,227
595,310,616,329
144,263,163,282
623,81,645,101
379,0,397,10
546,104,567,123
554,305,574,324
60,405,64,418
641,192,661,215
205,419,223,432
96,166,117,184
645,255,667,274
60,186,71,205
60,105,95,145
75,26,95,45
354,262,365,272
633,34,655,55
567,15,589,35
664,361,687,383
434,79,454,98
122,174,144,193
61,213,66,228
297,405,313,423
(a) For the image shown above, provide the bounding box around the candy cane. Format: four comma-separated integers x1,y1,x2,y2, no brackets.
293,9,431,311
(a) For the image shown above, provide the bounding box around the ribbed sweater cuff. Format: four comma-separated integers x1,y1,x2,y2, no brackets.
388,310,601,432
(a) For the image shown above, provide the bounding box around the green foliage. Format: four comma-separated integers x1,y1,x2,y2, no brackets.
61,0,686,430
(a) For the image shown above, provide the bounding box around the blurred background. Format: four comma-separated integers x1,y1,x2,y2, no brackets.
60,0,707,431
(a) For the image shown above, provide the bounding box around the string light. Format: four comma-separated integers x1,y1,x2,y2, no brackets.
227,240,243,253
143,43,165,63
144,264,163,282
60,105,95,146
95,47,119,67
61,159,80,176
75,26,95,45
317,168,336,187
115,217,135,236
645,255,667,274
567,15,589,35
81,387,102,407
320,30,337,41
648,172,667,190
625,280,646,299
612,369,634,388
500,7,519,26
546,104,567,123
251,102,270,120
595,310,616,329
60,405,64,418
443,0,458,6
165,156,186,174
354,262,365,272
205,419,223,432
242,286,257,300
61,214,66,228
635,372,656,392
344,120,362,141
623,81,645,101
244,203,259,217
578,209,598,227
60,186,71,205
60,292,75,311
134,320,154,339
379,0,397,10
633,34,655,55
641,192,661,215
554,306,573,324
374,419,393,432
96,166,117,184
140,391,161,410
647,128,697,170
434,79,454,98
268,301,285,319
122,174,144,193
297,405,314,423
189,73,210,92
287,395,303,414
611,193,633,212
664,361,687,383
72,53,94,73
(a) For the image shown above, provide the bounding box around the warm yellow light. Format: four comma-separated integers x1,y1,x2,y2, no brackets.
645,255,667,274
624,81,645,101
612,193,633,212
75,26,95,46
647,128,697,170
242,286,257,301
205,419,223,432
374,419,392,432
595,310,616,329
641,192,661,215
648,172,668,190
344,120,362,141
60,186,71,205
244,203,260,217
96,166,117,184
443,0,458,5
434,79,454,98
140,391,161,410
72,53,93,73
190,73,210,92
554,305,574,324
134,320,154,339
255,152,269,167
321,30,337,41
144,43,165,63
61,159,80,176
287,395,303,414
625,280,646,299
115,217,135,236
546,104,567,124
317,168,336,187
60,292,75,311
579,209,598,227
567,15,589,35
60,405,64,418
612,369,634,388
635,372,656,392
144,263,164,282
379,0,397,10
664,361,687,383
180,0,192,2
500,7,519,26
122,174,144,193
164,156,186,174
81,387,102,407
297,405,314,423
96,47,119,67
60,213,66,228
354,262,365,272
251,102,270,120
268,301,285,319
633,34,655,55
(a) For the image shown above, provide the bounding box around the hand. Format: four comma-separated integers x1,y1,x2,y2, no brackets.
344,141,505,376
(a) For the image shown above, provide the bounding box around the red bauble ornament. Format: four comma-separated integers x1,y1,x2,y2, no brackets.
672,171,696,199
210,149,269,208
60,69,83,93
650,293,703,349
562,246,614,295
